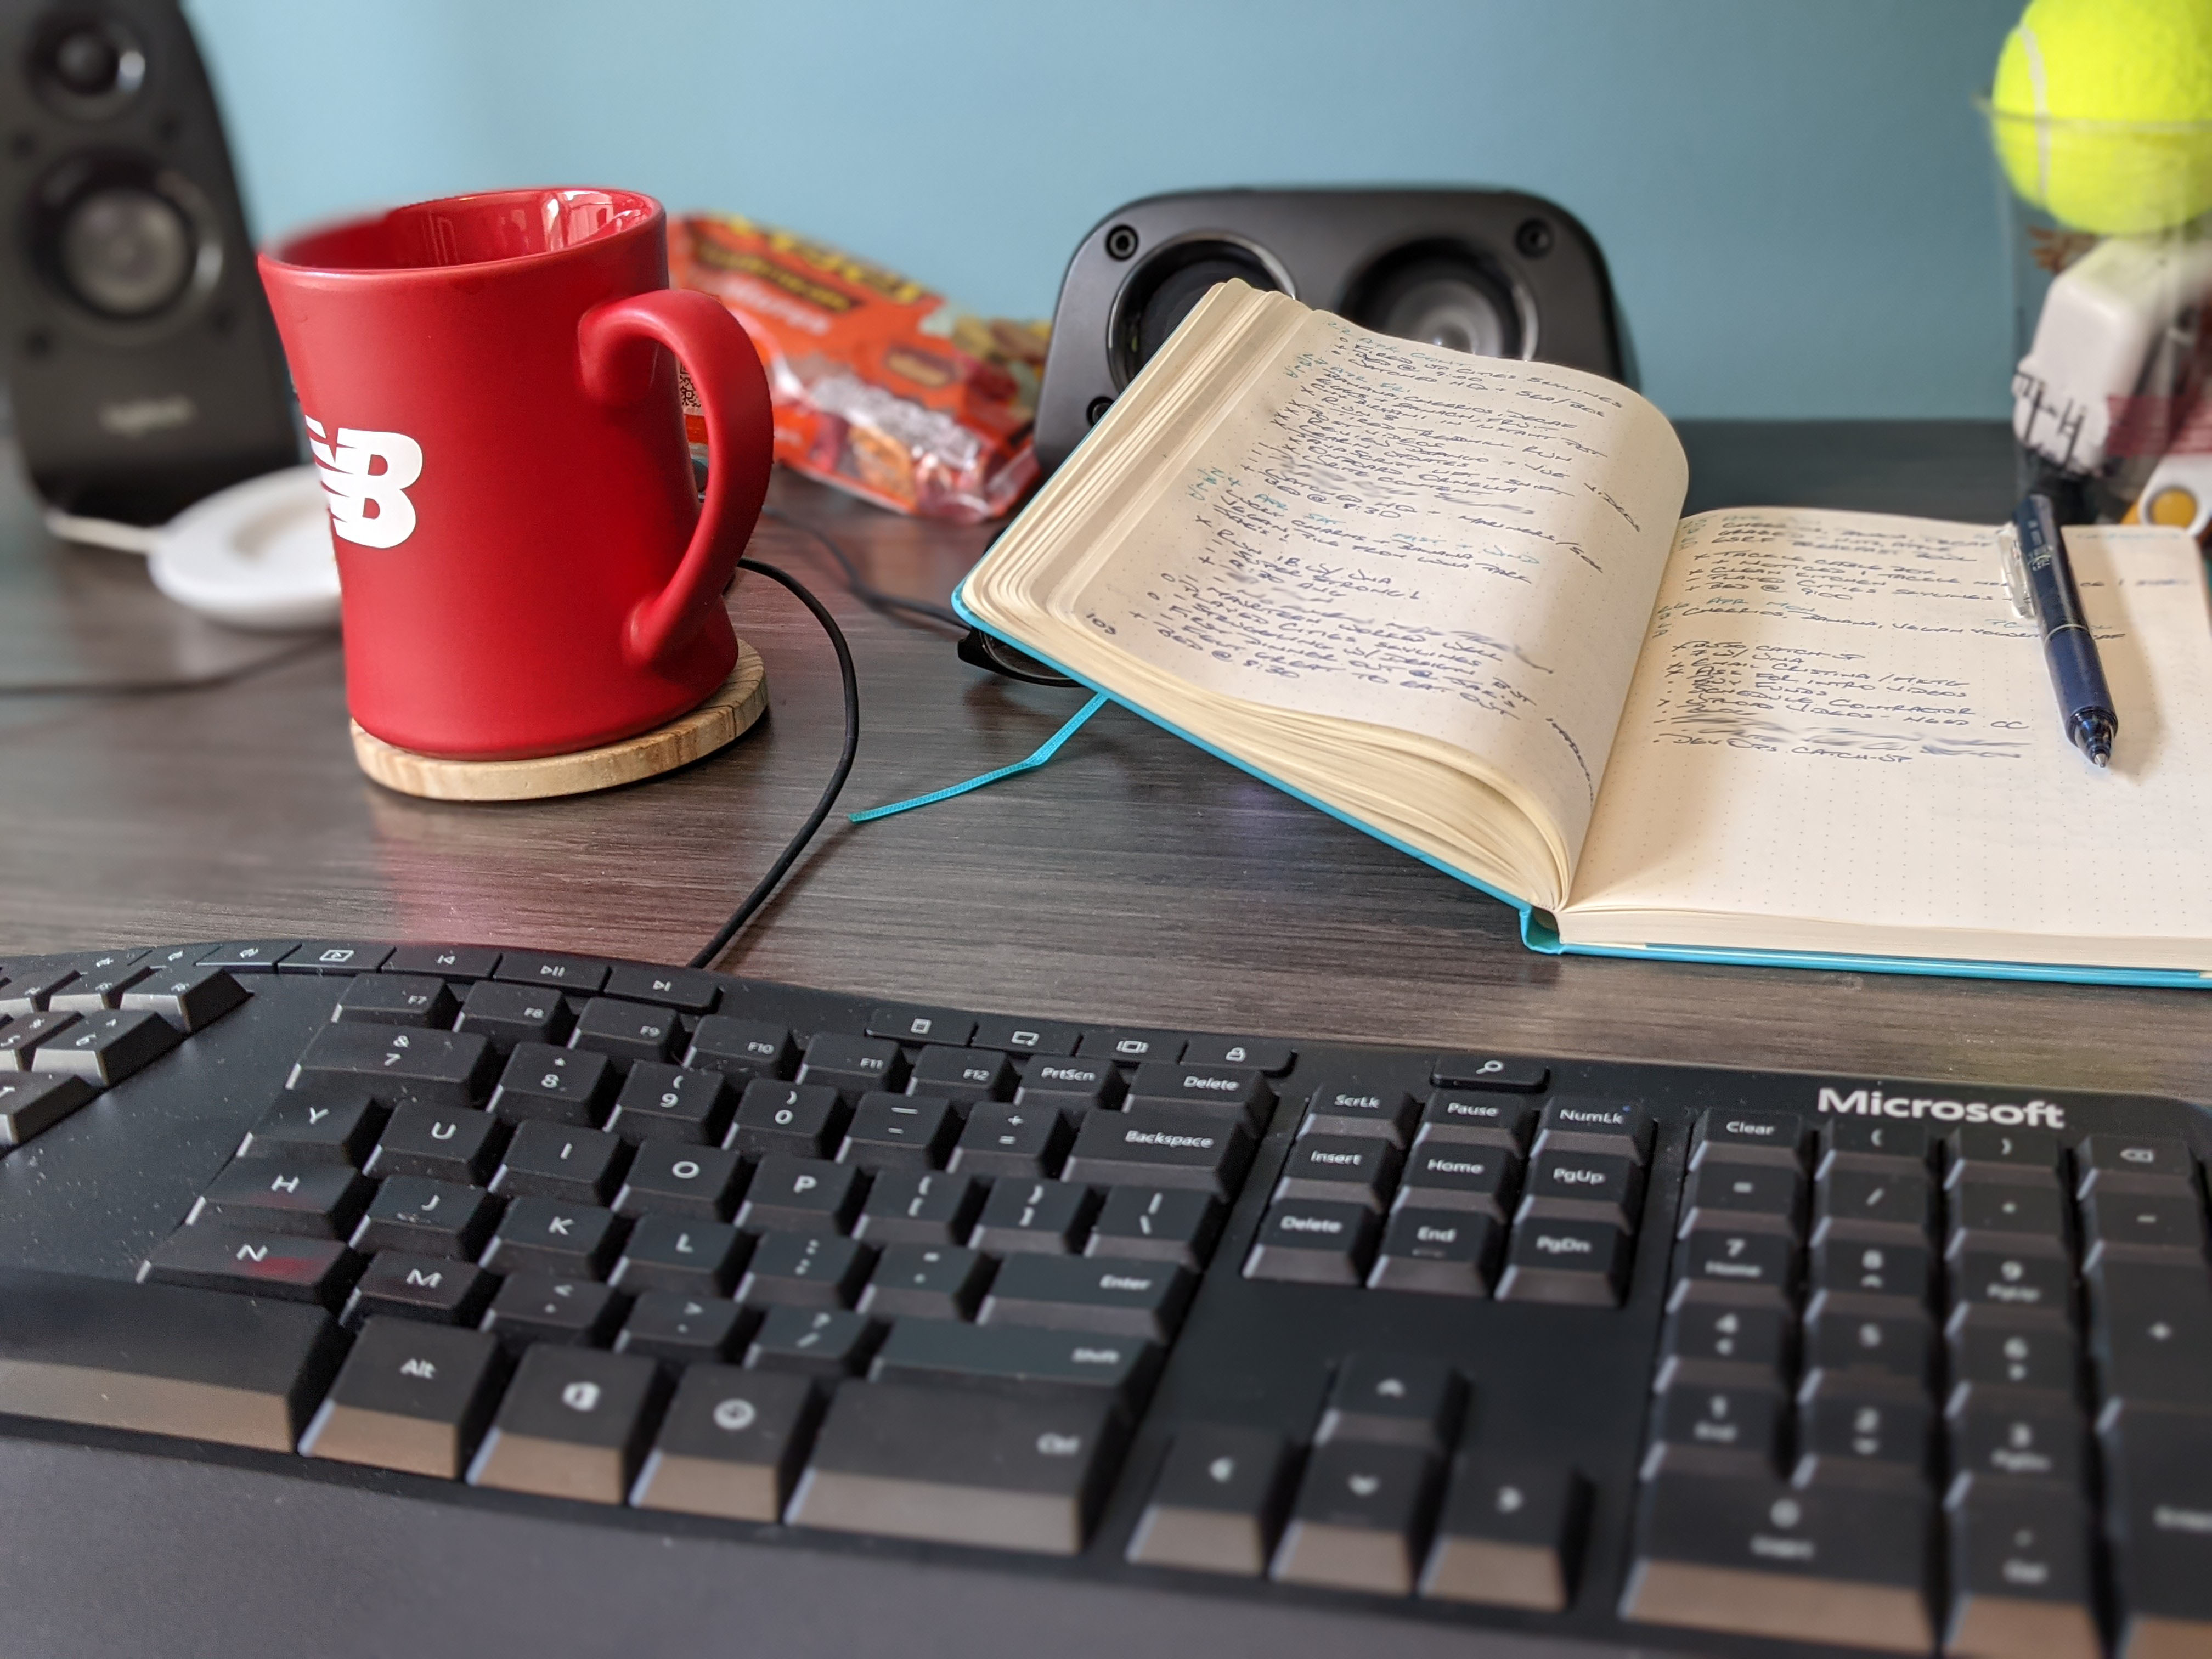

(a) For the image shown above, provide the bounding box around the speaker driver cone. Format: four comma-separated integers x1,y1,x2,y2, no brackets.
1343,244,1526,360
59,185,193,316
1109,237,1285,387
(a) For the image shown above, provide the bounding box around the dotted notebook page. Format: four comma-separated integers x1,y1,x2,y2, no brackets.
1565,514,2212,962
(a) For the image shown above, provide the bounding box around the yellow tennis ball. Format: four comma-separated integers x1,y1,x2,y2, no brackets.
1990,0,2212,235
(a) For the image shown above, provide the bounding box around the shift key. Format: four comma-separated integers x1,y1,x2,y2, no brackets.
1061,1107,1253,1198
787,1381,1126,1554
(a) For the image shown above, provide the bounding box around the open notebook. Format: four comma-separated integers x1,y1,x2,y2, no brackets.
957,282,2212,987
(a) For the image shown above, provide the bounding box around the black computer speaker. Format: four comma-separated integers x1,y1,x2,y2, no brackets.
0,0,296,523
1034,188,1628,476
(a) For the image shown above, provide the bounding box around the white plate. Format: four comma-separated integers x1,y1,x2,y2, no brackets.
149,466,341,631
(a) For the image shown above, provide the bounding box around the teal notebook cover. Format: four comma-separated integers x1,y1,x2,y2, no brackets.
951,584,2210,992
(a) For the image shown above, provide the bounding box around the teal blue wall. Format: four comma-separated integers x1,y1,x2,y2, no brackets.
184,0,2023,420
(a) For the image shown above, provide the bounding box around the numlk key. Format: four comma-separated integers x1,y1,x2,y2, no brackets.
630,1365,821,1521
788,1380,1126,1554
1126,1425,1295,1575
300,1316,510,1479
466,1345,665,1503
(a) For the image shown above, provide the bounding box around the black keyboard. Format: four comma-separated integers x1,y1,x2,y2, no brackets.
0,939,2207,1659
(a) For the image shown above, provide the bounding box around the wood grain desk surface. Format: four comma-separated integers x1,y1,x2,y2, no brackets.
3,422,2206,1107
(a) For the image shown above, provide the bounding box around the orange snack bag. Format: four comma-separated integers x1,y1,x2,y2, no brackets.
669,213,1047,522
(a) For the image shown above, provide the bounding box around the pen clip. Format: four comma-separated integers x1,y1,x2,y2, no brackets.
1994,521,2035,620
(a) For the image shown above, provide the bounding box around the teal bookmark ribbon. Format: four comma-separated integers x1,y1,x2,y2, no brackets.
848,691,1109,824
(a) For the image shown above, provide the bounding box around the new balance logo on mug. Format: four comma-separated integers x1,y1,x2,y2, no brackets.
307,415,422,549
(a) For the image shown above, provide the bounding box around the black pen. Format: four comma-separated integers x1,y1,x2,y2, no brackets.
2003,492,2117,768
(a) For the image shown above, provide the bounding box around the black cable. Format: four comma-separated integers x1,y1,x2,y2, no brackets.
689,554,859,970
760,504,963,630
0,633,338,698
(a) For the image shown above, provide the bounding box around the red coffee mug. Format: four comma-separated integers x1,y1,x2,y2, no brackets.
259,187,772,759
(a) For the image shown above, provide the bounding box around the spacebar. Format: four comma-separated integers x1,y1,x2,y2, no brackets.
0,1268,345,1452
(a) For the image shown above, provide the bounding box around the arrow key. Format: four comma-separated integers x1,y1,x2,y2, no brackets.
1126,1425,1295,1575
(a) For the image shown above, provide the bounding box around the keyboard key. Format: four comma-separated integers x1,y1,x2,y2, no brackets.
1944,1480,2101,1659
1532,1096,1652,1161
490,952,608,995
1820,1119,1932,1169
478,1197,622,1279
682,1015,795,1081
0,1009,75,1069
868,1318,1157,1401
384,944,499,980
236,1091,387,1166
1946,1125,2062,1184
612,1139,745,1220
466,1345,664,1502
796,1031,907,1095
1675,1162,1801,1234
291,1023,496,1107
46,958,151,1012
1242,1199,1380,1285
1949,1177,2069,1252
630,1365,820,1520
31,1007,179,1084
857,1244,992,1320
725,1079,847,1159
341,1250,497,1328
1395,1141,1519,1218
971,1179,1098,1254
1690,1109,1808,1169
947,1101,1073,1179
737,1231,873,1308
604,963,721,1013
489,1120,628,1205
1368,1207,1502,1296
0,1267,343,1451
1317,1352,1465,1453
0,1073,93,1147
1273,1135,1401,1209
363,1104,506,1185
1793,1380,1933,1486
1079,1028,1183,1064
603,1063,733,1145
1413,1089,1535,1149
488,1043,616,1128
2082,1187,2208,1266
1520,1147,1645,1230
866,1005,974,1046
1497,1216,1632,1305
851,1170,983,1247
196,940,297,973
1949,1243,2074,1319
1062,1106,1254,1197
2074,1132,2197,1197
969,1015,1080,1057
1946,1306,2076,1402
609,1215,749,1296
979,1255,1193,1343
2087,1257,2212,1407
1126,1061,1272,1125
2100,1403,2212,1654
1088,1186,1223,1269
332,973,460,1029
1420,1458,1587,1610
349,1176,499,1259
1304,1083,1421,1144
1671,1223,1798,1306
117,963,247,1031
1810,1234,1933,1304
734,1155,864,1233
747,1306,882,1377
788,1381,1125,1553
612,1290,754,1363
1126,1425,1295,1575
1271,1441,1441,1594
568,996,679,1066
455,980,572,1049
140,1226,362,1308
299,1316,508,1479
1658,1300,1793,1381
1647,1379,1786,1476
1012,1056,1124,1112
1804,1291,1936,1386
1949,1398,2084,1485
478,1273,624,1347
0,964,80,1014
1621,1472,1935,1650
1177,1035,1291,1074
187,1160,372,1239
1431,1054,1547,1091
837,1092,960,1170
1814,1165,1933,1239
278,942,392,975
906,1043,1014,1103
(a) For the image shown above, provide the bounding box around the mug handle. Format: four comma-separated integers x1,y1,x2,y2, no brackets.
576,289,774,672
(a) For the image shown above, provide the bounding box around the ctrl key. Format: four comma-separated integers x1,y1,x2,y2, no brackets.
1620,1472,1934,1652
299,1317,509,1480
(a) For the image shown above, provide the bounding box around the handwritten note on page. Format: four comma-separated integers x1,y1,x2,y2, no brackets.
1566,512,2212,967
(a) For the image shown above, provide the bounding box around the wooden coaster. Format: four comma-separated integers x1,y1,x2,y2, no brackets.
351,640,767,802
